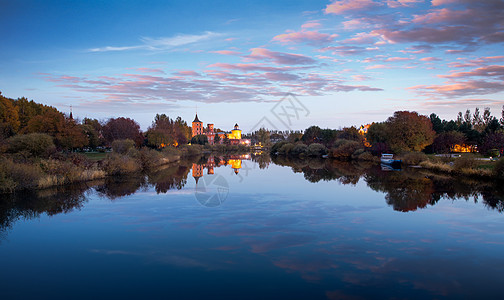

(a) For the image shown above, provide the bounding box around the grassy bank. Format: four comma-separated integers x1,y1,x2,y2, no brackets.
0,141,253,193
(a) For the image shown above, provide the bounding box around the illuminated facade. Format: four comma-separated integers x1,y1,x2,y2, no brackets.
191,114,250,145
358,124,372,148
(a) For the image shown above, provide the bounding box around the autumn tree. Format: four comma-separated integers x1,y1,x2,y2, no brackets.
102,117,143,146
22,110,88,150
384,111,435,153
0,93,20,140
145,114,190,148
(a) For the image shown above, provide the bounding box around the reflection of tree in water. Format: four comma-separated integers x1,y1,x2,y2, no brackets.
251,153,271,169
272,155,504,213
0,185,90,243
146,164,190,194
95,176,146,200
365,169,437,212
272,156,367,185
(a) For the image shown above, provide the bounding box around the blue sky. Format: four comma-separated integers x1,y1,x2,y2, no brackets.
1,0,503,131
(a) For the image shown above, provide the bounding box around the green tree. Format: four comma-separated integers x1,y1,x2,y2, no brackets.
302,126,322,144
256,128,271,147
191,134,208,145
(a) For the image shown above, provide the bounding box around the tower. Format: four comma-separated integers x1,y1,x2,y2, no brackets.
192,114,203,137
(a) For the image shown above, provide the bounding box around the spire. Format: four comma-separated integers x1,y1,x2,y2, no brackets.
193,113,202,123
69,105,73,120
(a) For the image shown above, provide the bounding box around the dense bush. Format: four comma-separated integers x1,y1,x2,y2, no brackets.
111,139,135,154
356,151,375,161
453,156,478,172
290,144,308,156
306,143,328,157
278,143,294,155
401,152,428,165
6,133,55,158
102,153,142,175
494,158,504,180
0,158,44,191
139,147,163,169
330,141,363,160
271,141,289,154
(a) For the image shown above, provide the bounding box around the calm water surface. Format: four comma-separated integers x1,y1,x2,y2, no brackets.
1,154,503,299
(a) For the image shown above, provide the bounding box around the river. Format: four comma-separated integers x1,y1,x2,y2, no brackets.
1,154,503,299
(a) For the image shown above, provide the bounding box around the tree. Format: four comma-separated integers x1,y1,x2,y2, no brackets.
102,117,143,146
6,133,55,157
384,111,435,153
256,128,271,147
367,122,387,144
0,93,20,140
145,114,190,148
432,131,466,154
501,105,504,126
190,134,208,145
430,113,443,133
301,126,322,144
214,133,221,144
479,132,504,156
22,110,87,150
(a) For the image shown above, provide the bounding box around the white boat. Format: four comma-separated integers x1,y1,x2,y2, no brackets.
381,153,401,165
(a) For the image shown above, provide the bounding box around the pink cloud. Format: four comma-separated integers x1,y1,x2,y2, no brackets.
420,57,442,62
366,64,390,69
246,48,317,65
211,50,242,56
385,57,412,62
272,31,337,46
301,21,322,29
324,0,379,14
409,80,504,97
386,0,422,8
439,65,504,79
136,68,165,74
341,32,379,45
174,70,201,76
319,45,378,56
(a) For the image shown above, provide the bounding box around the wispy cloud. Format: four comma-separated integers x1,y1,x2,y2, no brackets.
272,30,337,46
88,31,222,52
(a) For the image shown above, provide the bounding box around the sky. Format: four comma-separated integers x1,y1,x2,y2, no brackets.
1,0,503,132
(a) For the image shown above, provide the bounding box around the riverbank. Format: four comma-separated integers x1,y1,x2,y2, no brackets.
0,142,253,193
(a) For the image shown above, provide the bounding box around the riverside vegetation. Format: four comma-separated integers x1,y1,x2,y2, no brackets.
1,92,504,192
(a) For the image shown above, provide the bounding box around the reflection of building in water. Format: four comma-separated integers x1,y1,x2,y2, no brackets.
192,155,251,178
192,164,203,184
191,114,251,145
228,159,242,174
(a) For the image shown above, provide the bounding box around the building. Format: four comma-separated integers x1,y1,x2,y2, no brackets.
191,114,251,145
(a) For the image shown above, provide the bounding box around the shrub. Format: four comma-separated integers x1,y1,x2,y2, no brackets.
453,156,478,172
357,151,375,161
306,143,328,157
0,158,44,190
139,147,163,169
290,144,308,156
401,152,428,165
278,143,294,155
271,141,289,154
494,158,504,180
330,141,363,160
103,153,142,175
7,133,55,158
111,139,135,154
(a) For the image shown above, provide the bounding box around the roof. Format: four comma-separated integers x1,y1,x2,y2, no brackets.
193,114,202,123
